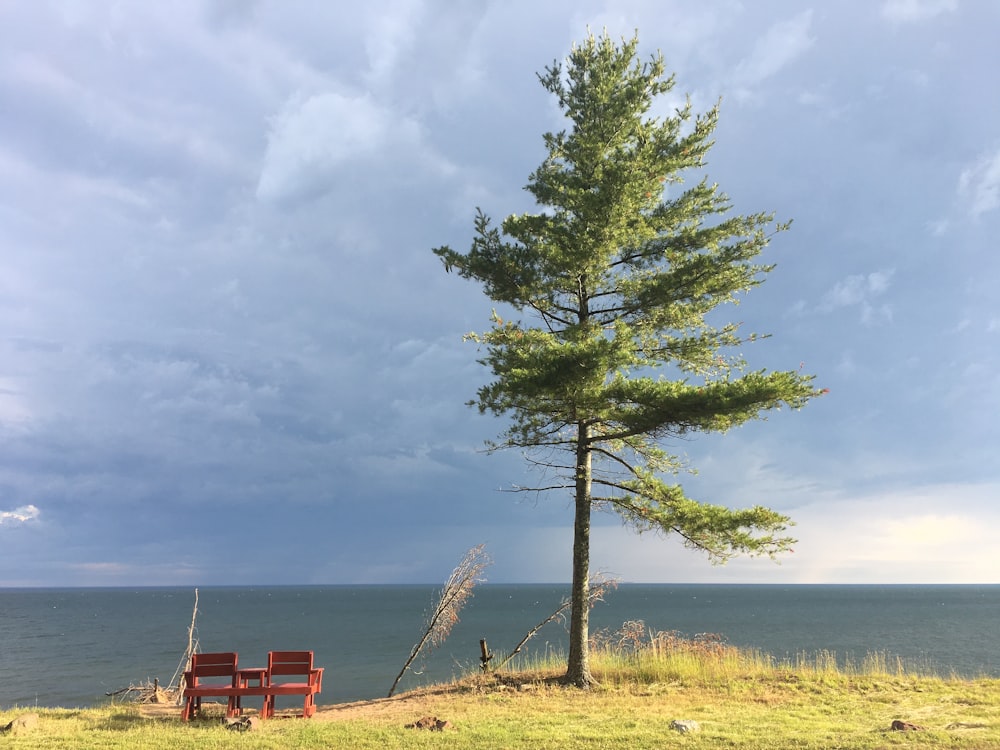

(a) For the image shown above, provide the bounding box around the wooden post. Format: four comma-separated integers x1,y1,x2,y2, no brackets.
479,639,493,672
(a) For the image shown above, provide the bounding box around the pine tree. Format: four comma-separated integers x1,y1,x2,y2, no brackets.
433,32,823,688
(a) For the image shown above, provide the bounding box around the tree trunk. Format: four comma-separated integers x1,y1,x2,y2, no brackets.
565,423,593,688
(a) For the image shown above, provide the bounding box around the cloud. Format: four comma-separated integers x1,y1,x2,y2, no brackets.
257,91,404,203
363,0,422,87
883,513,973,547
0,376,33,425
204,0,261,30
881,0,957,23
0,504,39,525
787,485,1000,583
256,90,453,205
0,1,997,587
585,483,1000,584
819,270,895,324
927,217,950,236
958,148,1000,217
732,10,814,91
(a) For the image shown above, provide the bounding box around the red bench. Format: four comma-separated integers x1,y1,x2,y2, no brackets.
259,650,324,719
181,650,324,721
181,651,240,721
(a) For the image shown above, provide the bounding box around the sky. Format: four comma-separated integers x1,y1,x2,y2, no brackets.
1,0,998,587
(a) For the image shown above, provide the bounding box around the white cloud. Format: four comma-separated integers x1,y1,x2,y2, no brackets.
928,217,950,236
363,0,422,87
884,513,973,547
256,90,452,205
732,10,814,90
819,270,895,324
861,303,894,326
787,486,1000,582
586,483,1000,583
958,148,1000,218
865,270,893,294
881,0,957,23
0,504,40,525
257,91,403,202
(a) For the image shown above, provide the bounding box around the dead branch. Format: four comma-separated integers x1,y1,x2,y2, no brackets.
108,589,200,706
388,544,492,697
494,574,618,670
167,588,199,705
106,677,177,705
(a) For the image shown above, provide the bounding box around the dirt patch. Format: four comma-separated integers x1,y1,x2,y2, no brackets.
137,673,564,724
137,690,444,724
309,683,474,723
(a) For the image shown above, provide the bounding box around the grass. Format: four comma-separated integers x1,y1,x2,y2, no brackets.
3,626,999,749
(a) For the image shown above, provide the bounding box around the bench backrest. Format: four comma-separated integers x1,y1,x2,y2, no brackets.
188,651,238,686
267,650,314,678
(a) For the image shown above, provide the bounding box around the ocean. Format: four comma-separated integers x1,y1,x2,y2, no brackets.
1,584,997,710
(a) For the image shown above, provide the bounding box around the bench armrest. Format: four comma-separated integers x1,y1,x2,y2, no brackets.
310,668,324,691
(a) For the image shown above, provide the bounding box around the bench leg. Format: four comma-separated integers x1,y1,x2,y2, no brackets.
182,696,202,721
182,694,242,720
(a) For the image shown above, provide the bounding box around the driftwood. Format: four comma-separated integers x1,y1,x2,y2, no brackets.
106,678,177,704
107,588,201,705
